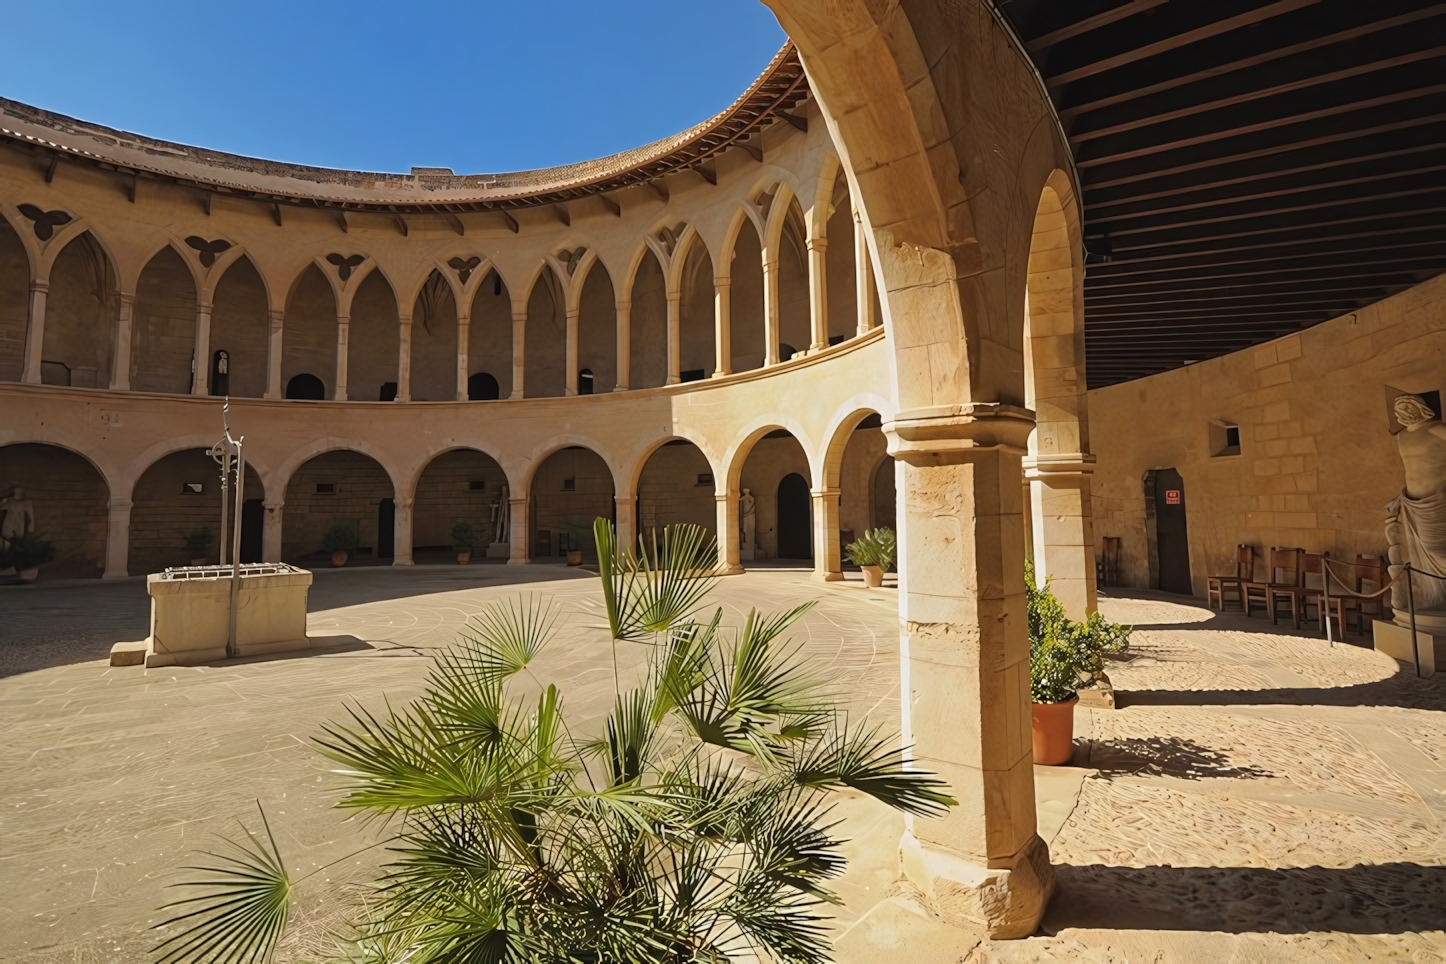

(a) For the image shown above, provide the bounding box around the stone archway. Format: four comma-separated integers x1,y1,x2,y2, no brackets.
0,443,109,579
281,450,394,565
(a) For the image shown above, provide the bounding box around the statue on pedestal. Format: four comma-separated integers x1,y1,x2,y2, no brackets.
740,488,757,560
1386,394,1446,621
0,486,35,549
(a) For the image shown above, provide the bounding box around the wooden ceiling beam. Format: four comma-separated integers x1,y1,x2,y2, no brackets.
1095,184,1446,236
1026,0,1169,53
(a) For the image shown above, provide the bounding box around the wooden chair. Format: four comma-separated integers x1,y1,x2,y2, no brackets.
1343,555,1387,634
1207,544,1254,611
1244,547,1302,621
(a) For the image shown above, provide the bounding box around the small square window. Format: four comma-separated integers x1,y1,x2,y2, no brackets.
1209,421,1241,458
182,482,204,494
316,483,335,494
562,478,576,492
469,480,487,491
696,473,713,487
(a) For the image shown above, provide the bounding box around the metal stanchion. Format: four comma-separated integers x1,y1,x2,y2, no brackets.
209,398,245,660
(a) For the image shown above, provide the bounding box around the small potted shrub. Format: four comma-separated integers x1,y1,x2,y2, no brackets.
452,522,475,565
3,531,55,584
184,527,212,566
321,521,360,568
560,529,583,567
846,527,896,587
1027,560,1130,764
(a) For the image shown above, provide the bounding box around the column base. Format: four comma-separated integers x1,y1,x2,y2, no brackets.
899,831,1055,939
811,570,844,583
718,563,745,575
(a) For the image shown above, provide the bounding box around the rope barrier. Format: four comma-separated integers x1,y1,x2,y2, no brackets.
1320,557,1444,678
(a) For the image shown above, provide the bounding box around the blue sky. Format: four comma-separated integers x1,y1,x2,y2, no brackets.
1,1,787,174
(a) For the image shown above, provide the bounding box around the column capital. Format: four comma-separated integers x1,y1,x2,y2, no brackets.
29,279,50,294
263,500,285,510
1022,453,1096,480
118,291,136,306
108,498,133,511
810,487,841,499
806,236,828,252
883,404,1036,464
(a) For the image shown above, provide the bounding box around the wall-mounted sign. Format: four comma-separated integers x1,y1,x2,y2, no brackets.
1165,490,1182,505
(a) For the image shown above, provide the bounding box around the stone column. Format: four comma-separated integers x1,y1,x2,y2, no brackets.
510,308,526,399
565,306,580,395
393,495,415,566
265,309,284,399
262,500,283,562
716,489,742,575
614,494,637,557
713,278,732,377
192,301,213,395
455,313,470,401
397,311,413,402
810,486,842,582
762,256,780,366
614,300,631,391
807,236,828,352
884,405,1053,939
666,291,681,385
102,497,132,579
334,313,350,401
854,209,876,337
507,496,530,564
110,293,135,390
1024,455,1098,620
21,280,49,384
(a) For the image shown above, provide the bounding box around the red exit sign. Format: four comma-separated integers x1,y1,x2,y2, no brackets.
1165,490,1182,505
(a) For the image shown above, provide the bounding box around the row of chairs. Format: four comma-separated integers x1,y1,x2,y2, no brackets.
1207,546,1385,636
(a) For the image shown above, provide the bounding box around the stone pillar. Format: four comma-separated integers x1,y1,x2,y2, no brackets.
393,495,415,566
102,498,131,579
510,308,526,399
716,490,742,575
262,500,283,563
884,405,1054,940
397,311,413,402
1024,455,1098,620
615,494,637,556
334,313,350,401
455,313,469,401
110,293,135,390
565,306,580,396
807,236,828,352
713,278,732,377
192,301,213,395
507,496,530,564
21,280,48,384
810,487,842,582
614,300,631,391
265,309,284,399
666,291,681,385
854,209,876,337
763,256,780,366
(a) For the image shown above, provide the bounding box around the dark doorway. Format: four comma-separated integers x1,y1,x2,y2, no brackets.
210,350,230,397
578,368,593,395
240,498,263,563
380,381,398,402
468,371,500,400
378,497,395,559
1153,468,1192,595
777,472,812,560
286,373,325,400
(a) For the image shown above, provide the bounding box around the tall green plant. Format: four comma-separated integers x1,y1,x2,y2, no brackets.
154,520,954,964
1027,559,1131,704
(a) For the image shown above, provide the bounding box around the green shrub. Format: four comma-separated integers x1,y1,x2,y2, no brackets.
846,527,897,570
183,527,212,557
451,522,474,552
1027,559,1131,704
320,520,360,553
1,531,55,571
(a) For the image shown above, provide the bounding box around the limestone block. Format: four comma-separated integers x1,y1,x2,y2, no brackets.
108,640,147,666
144,564,312,668
900,831,1055,939
1373,619,1442,677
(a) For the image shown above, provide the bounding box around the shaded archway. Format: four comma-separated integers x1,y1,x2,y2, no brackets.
824,177,861,344
736,429,811,563
0,215,27,382
637,439,716,546
0,443,108,578
282,450,394,564
777,199,810,361
44,232,117,390
577,261,616,394
412,449,508,563
730,218,765,373
468,268,512,399
678,240,715,380
128,448,264,574
283,263,336,400
525,266,566,398
131,245,193,394
286,373,325,400
630,249,667,388
411,269,456,401
837,412,889,555
468,371,500,400
349,269,399,401
529,446,614,562
210,255,269,398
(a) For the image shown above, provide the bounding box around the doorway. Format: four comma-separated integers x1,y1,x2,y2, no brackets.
776,472,812,560
240,499,263,562
1150,468,1192,594
378,498,395,559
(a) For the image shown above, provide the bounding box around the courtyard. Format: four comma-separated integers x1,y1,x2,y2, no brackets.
2,566,1443,962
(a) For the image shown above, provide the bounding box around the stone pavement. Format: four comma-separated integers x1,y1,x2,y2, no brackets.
1,571,1444,961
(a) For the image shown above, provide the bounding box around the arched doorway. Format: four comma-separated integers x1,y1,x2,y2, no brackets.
286,373,325,400
129,449,264,574
413,449,508,563
1148,468,1192,595
529,447,614,562
282,450,394,565
735,429,810,563
637,440,715,548
468,371,500,400
776,473,811,561
0,443,108,579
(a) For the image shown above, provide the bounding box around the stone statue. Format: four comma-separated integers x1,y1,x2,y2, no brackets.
1386,394,1446,618
0,486,35,549
496,485,511,545
740,488,756,551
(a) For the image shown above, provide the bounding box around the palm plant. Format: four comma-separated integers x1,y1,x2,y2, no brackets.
153,519,954,964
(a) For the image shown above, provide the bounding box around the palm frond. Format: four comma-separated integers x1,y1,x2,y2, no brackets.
152,803,291,964
597,518,720,642
787,724,957,817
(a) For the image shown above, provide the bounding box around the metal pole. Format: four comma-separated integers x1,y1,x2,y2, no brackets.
218,450,231,567
1322,557,1333,645
228,439,244,660
1407,563,1422,678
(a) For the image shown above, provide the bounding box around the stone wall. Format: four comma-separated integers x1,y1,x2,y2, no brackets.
282,450,394,560
281,265,335,398
638,441,716,541
413,449,508,548
469,271,513,398
128,448,263,574
1089,272,1446,594
531,446,613,560
738,433,811,560
211,256,269,398
731,221,766,372
838,422,888,540
0,219,26,383
132,247,195,395
0,443,108,577
525,267,566,398
43,233,113,388
578,265,615,392
631,251,668,389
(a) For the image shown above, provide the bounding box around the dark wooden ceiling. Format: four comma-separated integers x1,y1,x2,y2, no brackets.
992,0,1446,388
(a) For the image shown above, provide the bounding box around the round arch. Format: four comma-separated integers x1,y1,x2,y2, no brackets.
527,442,616,564
408,446,510,562
0,441,111,579
127,447,265,573
280,446,396,565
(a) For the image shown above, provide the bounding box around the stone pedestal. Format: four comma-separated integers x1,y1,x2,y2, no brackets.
121,564,313,668
1374,618,1445,676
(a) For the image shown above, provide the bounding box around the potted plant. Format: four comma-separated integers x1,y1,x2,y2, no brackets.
560,529,583,566
184,527,212,566
321,521,360,568
1027,560,1131,764
452,522,474,565
2,531,55,584
846,526,896,587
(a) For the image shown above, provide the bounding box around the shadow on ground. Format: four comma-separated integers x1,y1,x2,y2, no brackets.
1115,674,1446,712
1079,735,1275,780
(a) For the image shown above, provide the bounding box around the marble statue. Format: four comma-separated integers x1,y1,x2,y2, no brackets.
496,485,511,545
1386,394,1446,618
0,486,35,549
740,488,756,551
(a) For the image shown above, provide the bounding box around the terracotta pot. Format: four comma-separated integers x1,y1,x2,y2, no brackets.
457,550,472,565
1031,695,1078,765
331,550,349,568
567,550,583,567
17,567,39,584
861,564,884,588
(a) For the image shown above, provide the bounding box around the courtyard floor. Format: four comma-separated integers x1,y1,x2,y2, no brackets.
1,567,1443,962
